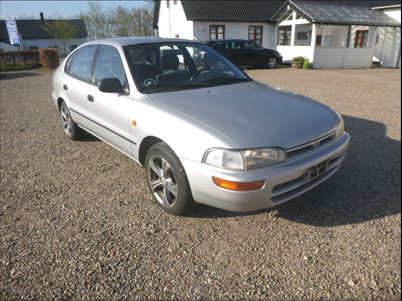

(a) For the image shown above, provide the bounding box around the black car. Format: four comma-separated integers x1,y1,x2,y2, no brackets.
207,39,282,69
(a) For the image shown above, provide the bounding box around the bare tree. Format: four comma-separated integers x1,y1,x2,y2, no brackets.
80,1,115,40
113,6,135,37
131,5,153,36
41,19,78,55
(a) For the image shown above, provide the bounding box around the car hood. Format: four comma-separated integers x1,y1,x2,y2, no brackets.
149,81,340,149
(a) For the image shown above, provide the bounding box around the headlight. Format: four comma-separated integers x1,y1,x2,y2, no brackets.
203,147,286,171
242,148,286,170
335,118,344,139
203,149,244,170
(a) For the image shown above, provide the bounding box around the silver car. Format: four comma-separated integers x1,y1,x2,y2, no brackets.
52,37,350,215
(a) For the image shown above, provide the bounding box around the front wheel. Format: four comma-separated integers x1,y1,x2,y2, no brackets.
266,57,278,69
60,101,84,140
144,142,195,215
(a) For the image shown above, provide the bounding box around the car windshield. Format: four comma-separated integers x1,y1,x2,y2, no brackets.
124,42,249,93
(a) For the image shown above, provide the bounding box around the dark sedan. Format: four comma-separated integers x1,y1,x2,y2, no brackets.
207,39,282,69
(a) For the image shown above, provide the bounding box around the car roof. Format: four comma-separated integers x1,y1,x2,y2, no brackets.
208,39,252,44
82,37,201,47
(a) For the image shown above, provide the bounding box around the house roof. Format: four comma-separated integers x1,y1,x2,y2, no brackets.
0,19,88,43
273,0,401,27
153,0,286,28
153,0,401,29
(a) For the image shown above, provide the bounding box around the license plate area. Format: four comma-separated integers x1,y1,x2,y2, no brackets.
307,160,328,180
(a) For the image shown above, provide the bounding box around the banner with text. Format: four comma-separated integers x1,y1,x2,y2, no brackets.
5,19,21,45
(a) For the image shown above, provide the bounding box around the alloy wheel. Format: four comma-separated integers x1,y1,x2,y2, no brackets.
268,57,277,68
61,106,72,135
147,155,179,207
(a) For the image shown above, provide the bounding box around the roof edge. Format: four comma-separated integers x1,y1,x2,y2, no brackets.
372,4,401,10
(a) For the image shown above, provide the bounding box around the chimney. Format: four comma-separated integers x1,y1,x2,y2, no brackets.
40,12,44,21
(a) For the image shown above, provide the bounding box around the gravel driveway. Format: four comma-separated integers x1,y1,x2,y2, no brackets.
0,67,400,300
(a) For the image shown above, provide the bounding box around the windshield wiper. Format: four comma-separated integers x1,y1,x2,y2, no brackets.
142,82,211,93
199,77,250,85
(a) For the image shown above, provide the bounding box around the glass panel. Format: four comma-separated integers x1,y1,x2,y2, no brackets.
94,46,127,86
68,46,97,82
125,42,248,93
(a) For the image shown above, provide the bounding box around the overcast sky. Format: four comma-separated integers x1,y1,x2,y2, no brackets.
0,1,150,19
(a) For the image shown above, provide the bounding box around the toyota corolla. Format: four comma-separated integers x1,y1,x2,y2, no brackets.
52,37,350,215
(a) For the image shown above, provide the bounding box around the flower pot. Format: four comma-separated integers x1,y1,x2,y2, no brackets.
292,62,303,68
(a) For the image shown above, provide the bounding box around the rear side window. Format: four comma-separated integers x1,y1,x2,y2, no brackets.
65,46,97,82
93,45,127,87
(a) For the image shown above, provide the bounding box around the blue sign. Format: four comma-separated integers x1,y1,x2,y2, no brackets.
6,19,20,45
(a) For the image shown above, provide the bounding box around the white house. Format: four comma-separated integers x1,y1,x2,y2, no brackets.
153,0,283,49
0,14,88,55
154,0,401,68
272,0,400,68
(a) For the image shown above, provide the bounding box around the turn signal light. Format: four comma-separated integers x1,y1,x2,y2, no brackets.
212,177,265,191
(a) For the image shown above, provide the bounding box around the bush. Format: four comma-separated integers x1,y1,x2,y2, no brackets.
39,48,59,70
0,50,41,71
303,59,313,69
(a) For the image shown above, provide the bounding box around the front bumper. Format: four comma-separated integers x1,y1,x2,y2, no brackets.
181,132,350,212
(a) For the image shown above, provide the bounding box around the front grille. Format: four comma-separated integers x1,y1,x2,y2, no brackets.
286,131,336,159
271,155,343,203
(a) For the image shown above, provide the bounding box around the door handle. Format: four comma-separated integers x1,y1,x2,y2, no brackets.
63,84,68,90
87,94,94,102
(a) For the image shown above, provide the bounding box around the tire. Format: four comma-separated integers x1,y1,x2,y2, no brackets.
144,142,195,215
266,57,278,69
59,101,84,140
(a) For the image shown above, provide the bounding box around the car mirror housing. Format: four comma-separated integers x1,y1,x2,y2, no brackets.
98,78,124,94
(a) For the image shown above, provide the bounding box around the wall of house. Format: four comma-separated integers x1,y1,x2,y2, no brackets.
372,8,401,67
373,26,401,67
193,21,276,49
314,47,374,68
277,45,314,61
157,0,194,40
20,38,87,55
0,42,19,51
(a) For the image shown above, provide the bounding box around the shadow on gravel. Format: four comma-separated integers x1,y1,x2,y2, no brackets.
191,115,401,226
0,72,39,80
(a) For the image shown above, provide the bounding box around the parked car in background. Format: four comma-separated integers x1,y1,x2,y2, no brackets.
207,39,282,68
52,37,349,216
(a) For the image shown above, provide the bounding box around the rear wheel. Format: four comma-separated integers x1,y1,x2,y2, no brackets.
60,101,84,140
145,142,194,215
266,57,278,69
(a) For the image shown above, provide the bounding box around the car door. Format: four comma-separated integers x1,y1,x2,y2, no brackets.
224,41,244,66
87,45,134,156
242,41,262,67
63,45,99,131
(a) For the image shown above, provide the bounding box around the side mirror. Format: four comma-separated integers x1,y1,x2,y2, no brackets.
98,78,124,94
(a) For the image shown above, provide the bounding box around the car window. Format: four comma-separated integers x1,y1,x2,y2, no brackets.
125,42,249,93
66,46,97,82
225,41,242,50
94,45,127,87
243,41,257,50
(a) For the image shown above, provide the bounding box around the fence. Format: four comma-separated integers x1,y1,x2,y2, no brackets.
0,48,59,71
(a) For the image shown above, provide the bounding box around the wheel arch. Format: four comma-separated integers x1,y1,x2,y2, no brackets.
138,136,164,166
57,97,65,111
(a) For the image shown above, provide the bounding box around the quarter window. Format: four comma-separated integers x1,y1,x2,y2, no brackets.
210,25,225,40
94,45,127,87
65,46,97,82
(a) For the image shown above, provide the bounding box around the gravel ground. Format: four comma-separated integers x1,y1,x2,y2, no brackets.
0,67,400,300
